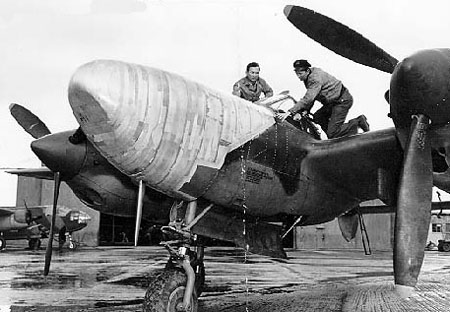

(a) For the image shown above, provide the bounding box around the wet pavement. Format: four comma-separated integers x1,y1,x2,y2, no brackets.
1,242,450,311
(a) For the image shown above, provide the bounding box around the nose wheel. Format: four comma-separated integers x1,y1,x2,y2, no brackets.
144,243,204,312
143,200,209,311
143,268,198,312
28,238,41,250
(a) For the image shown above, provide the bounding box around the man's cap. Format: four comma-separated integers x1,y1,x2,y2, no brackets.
293,59,311,69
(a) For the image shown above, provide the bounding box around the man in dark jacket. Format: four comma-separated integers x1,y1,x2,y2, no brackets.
233,62,273,102
276,59,369,138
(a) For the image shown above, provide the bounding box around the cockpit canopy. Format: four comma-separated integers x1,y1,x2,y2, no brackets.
257,92,321,140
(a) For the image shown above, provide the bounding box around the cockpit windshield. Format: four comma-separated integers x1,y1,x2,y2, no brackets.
256,92,296,112
257,92,322,140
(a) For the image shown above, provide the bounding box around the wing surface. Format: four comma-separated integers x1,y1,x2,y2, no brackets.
0,208,14,217
306,128,403,205
5,167,54,180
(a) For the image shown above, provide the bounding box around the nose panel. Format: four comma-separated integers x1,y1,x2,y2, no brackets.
68,60,275,199
31,131,87,179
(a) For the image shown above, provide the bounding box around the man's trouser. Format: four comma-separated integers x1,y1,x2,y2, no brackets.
313,87,359,139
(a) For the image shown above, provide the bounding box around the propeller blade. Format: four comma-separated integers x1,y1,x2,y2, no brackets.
9,103,51,139
134,180,145,247
394,115,432,296
23,200,32,225
284,5,398,74
44,171,61,276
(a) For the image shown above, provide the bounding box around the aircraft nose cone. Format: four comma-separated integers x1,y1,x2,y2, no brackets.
67,59,275,199
68,60,128,135
31,131,86,179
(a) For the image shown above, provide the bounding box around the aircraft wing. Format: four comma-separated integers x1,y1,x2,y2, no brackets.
358,201,450,214
0,208,14,217
306,127,403,206
5,167,54,180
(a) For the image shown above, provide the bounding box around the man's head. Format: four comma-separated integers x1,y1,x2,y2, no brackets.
246,62,260,82
293,59,311,81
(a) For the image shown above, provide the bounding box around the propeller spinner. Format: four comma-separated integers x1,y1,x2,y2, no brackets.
284,5,450,295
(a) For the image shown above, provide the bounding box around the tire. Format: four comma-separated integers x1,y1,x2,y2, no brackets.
68,241,78,250
0,237,6,250
143,269,198,312
443,242,450,252
165,259,205,296
28,238,41,250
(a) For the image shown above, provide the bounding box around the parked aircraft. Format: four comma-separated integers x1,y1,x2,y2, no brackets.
6,5,450,311
0,204,90,250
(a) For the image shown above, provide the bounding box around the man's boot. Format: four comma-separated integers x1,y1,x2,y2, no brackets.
358,115,370,132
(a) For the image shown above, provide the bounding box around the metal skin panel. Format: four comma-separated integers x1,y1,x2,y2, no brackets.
66,139,173,223
69,60,275,200
0,214,29,231
199,125,402,223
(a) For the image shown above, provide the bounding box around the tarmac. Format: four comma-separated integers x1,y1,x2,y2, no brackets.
1,242,450,311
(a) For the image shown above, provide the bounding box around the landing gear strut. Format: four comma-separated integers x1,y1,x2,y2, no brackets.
144,245,202,312
143,200,210,312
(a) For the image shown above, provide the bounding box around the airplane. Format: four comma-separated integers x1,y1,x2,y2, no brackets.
0,204,91,251
5,4,450,311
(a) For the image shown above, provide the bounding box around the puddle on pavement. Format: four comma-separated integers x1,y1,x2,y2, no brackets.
94,299,143,308
323,271,393,283
110,268,164,287
10,272,84,289
9,267,125,289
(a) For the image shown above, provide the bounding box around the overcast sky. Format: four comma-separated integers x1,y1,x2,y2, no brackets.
1,0,450,206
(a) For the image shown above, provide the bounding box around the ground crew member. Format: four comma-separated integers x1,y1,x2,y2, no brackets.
275,59,370,138
233,62,273,102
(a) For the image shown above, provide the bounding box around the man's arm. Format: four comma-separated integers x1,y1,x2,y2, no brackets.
289,78,322,113
232,81,241,97
260,78,273,98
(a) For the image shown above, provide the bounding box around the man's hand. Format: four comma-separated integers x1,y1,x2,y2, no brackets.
275,111,291,122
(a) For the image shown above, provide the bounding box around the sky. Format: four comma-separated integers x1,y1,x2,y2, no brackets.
1,0,450,206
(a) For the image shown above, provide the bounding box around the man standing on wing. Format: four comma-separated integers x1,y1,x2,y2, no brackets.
276,59,369,138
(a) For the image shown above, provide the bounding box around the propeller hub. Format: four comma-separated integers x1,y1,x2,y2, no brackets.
31,130,87,180
389,49,450,129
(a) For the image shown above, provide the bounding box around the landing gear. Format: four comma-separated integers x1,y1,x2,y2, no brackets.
438,240,450,252
28,238,41,250
0,236,6,250
144,245,203,312
67,233,78,250
194,262,205,296
57,229,78,251
143,200,211,312
165,246,206,296
58,227,67,251
143,269,198,312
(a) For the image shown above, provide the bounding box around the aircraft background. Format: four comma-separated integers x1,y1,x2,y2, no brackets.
1,0,450,206
0,204,91,250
